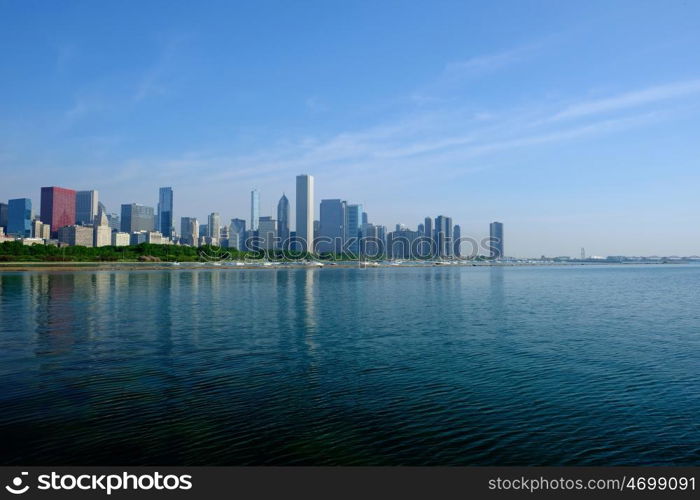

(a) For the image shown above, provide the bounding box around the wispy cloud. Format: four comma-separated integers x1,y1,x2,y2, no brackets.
441,44,540,82
133,36,187,102
407,42,544,106
550,79,700,121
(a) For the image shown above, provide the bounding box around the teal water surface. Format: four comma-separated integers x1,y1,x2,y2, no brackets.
0,265,699,465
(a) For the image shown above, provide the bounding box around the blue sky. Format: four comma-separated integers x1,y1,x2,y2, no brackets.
1,0,699,256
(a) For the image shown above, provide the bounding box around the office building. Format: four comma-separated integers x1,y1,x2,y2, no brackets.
57,225,93,247
8,198,32,237
145,231,165,245
112,232,130,246
130,232,148,245
208,212,221,240
106,213,120,231
318,199,345,254
180,217,199,246
120,204,155,233
387,228,420,259
32,218,51,240
277,194,290,248
424,217,433,241
157,187,174,237
490,221,504,259
295,174,314,252
75,190,98,225
93,210,111,247
344,203,362,256
250,189,260,232
453,224,461,257
40,186,76,237
360,223,385,256
435,215,453,257
0,202,8,232
258,216,277,250
228,218,246,250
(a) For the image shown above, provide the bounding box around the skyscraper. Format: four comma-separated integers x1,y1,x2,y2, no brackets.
75,190,98,225
40,186,76,237
158,187,174,237
180,217,199,246
277,194,290,248
208,212,221,239
250,189,260,232
318,199,345,254
424,216,433,242
120,204,155,233
7,198,32,237
0,202,7,232
345,203,362,256
453,224,461,257
295,174,314,252
489,221,504,259
258,216,277,250
435,215,453,257
106,213,120,232
93,208,111,247
229,218,246,250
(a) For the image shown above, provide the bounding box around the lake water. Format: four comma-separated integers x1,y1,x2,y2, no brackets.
0,265,698,465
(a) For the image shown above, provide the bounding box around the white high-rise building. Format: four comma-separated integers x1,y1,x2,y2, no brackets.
93,209,112,247
208,212,220,239
295,174,314,252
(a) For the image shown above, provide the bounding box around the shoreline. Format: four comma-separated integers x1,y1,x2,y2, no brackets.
0,260,691,272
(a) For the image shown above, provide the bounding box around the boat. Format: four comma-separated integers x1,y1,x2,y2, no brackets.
359,261,380,267
304,260,324,267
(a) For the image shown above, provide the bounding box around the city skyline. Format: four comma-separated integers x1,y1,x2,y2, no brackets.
1,2,699,256
6,177,700,258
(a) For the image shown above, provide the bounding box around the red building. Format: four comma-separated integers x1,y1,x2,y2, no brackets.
40,186,76,237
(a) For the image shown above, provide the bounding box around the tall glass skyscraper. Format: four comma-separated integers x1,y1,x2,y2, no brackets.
120,204,155,233
8,198,32,237
424,217,433,242
490,221,504,259
319,199,345,253
277,194,290,248
344,203,362,256
0,202,7,232
435,215,453,257
158,187,174,237
229,218,246,250
295,175,314,252
75,190,98,225
453,224,461,257
250,189,260,232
